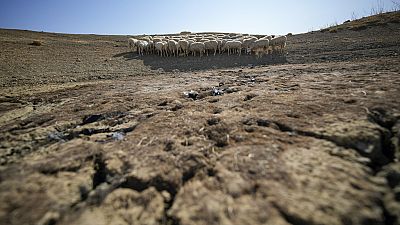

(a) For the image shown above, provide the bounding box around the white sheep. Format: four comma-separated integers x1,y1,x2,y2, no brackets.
270,35,287,54
251,39,269,51
178,40,190,56
204,40,218,56
146,40,155,54
189,42,206,57
153,37,162,43
128,38,138,52
168,40,179,57
127,32,288,58
137,40,148,56
223,40,242,55
156,41,169,57
216,39,224,54
242,37,258,54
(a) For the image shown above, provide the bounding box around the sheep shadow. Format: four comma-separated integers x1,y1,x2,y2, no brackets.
114,51,287,72
113,52,140,60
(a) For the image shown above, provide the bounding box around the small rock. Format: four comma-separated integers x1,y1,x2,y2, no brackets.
344,98,357,104
171,100,183,111
82,114,104,124
212,87,224,96
184,90,199,100
164,139,175,151
161,191,171,202
225,87,240,93
213,108,223,114
244,93,258,101
207,117,221,126
109,132,125,141
47,132,66,142
209,98,219,103
244,126,255,133
158,100,168,106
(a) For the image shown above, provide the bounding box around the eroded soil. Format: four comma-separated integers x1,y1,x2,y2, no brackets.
1,14,400,225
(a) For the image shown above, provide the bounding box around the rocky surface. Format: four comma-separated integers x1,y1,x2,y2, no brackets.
1,12,400,225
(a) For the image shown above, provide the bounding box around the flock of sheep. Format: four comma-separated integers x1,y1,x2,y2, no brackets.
127,32,287,58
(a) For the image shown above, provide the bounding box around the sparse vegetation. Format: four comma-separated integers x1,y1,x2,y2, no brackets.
320,10,400,33
370,0,386,16
319,0,400,33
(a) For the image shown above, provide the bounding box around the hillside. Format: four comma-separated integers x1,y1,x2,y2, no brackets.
0,12,400,225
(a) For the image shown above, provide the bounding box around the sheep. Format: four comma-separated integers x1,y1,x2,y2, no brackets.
127,32,288,58
187,39,195,47
168,40,179,57
137,40,148,56
270,35,287,54
204,40,218,56
178,40,190,56
138,36,152,43
153,37,162,43
154,41,163,56
251,39,269,58
251,39,269,51
259,35,272,41
128,38,138,52
145,40,155,54
223,40,242,55
189,42,206,57
162,41,169,56
242,37,258,54
172,38,180,42
216,39,224,54
155,41,168,57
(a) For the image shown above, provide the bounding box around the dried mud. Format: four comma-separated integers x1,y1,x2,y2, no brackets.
1,14,400,225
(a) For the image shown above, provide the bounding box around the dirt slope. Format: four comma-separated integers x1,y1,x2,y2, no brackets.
0,12,400,225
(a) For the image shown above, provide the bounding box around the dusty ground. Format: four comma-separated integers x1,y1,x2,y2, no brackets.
1,12,400,225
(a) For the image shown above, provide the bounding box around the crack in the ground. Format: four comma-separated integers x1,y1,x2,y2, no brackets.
252,107,400,225
0,111,141,165
251,116,395,170
92,153,107,189
367,107,400,225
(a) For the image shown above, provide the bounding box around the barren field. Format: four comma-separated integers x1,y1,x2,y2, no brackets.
1,12,400,225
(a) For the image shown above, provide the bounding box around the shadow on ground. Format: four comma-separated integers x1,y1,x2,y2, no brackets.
114,52,287,71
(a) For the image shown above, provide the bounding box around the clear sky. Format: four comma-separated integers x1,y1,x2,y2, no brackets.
0,0,398,35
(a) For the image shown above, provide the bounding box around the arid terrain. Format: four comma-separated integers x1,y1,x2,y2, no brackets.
1,12,400,225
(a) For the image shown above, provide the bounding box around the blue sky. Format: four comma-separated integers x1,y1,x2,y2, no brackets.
0,0,398,35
